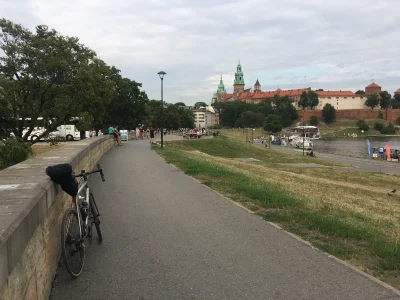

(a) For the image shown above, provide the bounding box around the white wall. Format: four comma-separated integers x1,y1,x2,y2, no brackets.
316,96,367,110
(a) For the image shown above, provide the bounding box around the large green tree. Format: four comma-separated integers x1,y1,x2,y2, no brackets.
107,77,148,129
0,19,116,142
365,93,380,110
263,114,282,133
235,111,264,128
298,91,309,109
308,91,319,110
379,91,391,109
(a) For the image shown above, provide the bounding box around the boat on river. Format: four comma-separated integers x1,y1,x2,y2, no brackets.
291,126,321,140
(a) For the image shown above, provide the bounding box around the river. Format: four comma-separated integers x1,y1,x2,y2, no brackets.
312,137,400,157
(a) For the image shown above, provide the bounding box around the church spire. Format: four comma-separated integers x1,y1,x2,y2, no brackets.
234,61,244,85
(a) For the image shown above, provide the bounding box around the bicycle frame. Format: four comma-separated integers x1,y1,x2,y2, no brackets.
73,180,91,238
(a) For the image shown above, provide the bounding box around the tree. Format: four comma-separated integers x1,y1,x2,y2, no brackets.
379,91,391,109
308,91,319,110
174,102,186,107
0,19,117,143
194,102,207,109
298,91,309,109
310,116,319,126
322,104,336,123
365,93,379,110
392,95,400,109
235,111,264,128
263,114,282,133
355,90,365,95
107,76,148,129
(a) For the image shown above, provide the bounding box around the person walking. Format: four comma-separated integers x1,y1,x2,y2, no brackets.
108,125,114,135
145,128,150,139
150,127,155,144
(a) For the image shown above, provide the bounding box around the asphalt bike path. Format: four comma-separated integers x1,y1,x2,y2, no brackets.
51,136,400,300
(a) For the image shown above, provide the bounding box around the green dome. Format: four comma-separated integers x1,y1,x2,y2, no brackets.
217,76,227,94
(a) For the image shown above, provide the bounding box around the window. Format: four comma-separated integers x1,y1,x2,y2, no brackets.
352,97,355,99
336,97,339,99
344,97,347,99
328,97,331,99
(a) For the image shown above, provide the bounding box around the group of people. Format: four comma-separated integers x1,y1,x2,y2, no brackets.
135,127,156,144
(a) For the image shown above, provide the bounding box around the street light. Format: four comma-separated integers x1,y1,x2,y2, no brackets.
158,71,166,149
302,109,305,156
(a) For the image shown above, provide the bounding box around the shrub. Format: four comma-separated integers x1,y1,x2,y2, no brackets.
47,134,65,146
322,104,336,123
374,122,384,131
380,123,396,134
377,110,383,119
357,120,369,131
0,138,33,170
310,116,319,126
396,118,400,125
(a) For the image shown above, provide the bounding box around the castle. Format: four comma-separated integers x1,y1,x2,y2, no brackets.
211,62,310,106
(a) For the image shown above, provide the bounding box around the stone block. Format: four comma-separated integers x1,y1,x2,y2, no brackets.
24,274,37,300
0,242,8,292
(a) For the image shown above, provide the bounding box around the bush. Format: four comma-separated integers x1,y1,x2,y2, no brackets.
374,122,384,131
310,116,319,126
380,123,396,134
47,134,65,146
322,104,336,123
377,110,383,119
396,118,400,125
0,138,33,170
356,120,369,131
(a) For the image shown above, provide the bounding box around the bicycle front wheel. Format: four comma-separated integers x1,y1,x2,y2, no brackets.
89,193,103,243
61,208,85,278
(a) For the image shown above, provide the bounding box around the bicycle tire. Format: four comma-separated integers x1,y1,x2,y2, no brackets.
61,208,85,278
89,193,103,243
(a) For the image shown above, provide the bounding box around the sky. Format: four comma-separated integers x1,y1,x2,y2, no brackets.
2,0,400,106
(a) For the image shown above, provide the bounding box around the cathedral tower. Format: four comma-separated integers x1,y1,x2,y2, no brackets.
233,61,245,99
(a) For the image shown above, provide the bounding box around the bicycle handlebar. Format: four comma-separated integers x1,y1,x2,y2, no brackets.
74,164,106,182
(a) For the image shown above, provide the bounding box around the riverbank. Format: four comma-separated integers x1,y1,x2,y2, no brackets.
155,136,400,289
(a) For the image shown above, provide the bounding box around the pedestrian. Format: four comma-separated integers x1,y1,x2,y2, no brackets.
150,127,155,144
140,128,144,139
136,127,140,139
113,126,122,146
145,128,150,139
108,125,114,135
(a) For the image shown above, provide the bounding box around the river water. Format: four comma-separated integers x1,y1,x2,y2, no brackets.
312,137,400,157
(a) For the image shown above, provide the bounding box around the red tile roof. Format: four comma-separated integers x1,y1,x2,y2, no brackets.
238,88,310,100
366,82,381,88
316,91,355,97
395,88,400,94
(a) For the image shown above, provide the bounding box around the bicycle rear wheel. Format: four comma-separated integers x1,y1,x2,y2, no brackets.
61,208,85,278
89,193,103,243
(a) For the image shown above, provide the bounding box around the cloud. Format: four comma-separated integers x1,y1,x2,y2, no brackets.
3,0,400,105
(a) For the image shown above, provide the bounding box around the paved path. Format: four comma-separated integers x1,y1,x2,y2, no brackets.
51,137,400,300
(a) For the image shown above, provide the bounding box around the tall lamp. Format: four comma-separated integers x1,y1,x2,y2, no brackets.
158,71,166,149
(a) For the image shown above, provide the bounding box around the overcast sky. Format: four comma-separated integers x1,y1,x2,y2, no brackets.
3,0,400,105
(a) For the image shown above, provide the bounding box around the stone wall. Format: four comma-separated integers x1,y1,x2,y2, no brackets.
300,109,400,123
0,134,134,300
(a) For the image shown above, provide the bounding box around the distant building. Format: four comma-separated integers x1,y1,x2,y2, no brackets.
365,82,381,96
394,88,400,96
316,91,367,110
193,106,219,129
211,62,310,108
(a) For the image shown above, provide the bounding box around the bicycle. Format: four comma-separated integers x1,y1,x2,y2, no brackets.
60,164,105,278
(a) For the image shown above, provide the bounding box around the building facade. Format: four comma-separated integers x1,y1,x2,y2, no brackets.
316,91,367,110
193,106,219,129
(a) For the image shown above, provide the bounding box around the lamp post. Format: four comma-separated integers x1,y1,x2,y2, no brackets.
302,109,305,156
251,127,254,144
158,71,166,149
